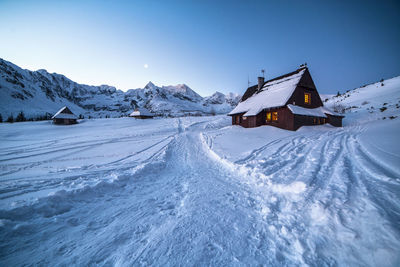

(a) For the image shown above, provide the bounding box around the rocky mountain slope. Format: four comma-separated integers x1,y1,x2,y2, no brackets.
0,58,240,119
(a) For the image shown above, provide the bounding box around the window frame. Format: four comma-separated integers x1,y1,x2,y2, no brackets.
304,92,311,105
272,111,278,122
266,112,271,122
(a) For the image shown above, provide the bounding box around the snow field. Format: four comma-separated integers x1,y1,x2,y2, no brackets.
206,119,400,266
0,111,399,266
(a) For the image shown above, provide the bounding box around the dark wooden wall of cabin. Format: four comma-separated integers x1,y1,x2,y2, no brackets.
231,114,259,128
293,115,329,130
327,115,343,127
244,116,256,128
133,115,153,119
286,68,323,108
231,108,343,130
298,68,316,89
231,113,247,127
257,107,295,130
287,86,323,108
294,115,316,130
53,118,77,125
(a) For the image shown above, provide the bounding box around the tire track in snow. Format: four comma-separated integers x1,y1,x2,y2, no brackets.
0,132,177,208
344,132,400,234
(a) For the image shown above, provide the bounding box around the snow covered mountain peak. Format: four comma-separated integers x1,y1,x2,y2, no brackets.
170,83,192,92
212,91,225,97
36,69,48,74
162,83,203,101
144,81,157,90
98,85,117,93
204,91,242,106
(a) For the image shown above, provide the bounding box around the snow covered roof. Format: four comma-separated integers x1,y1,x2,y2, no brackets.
130,108,154,117
287,104,327,118
229,68,306,116
320,106,344,117
52,106,77,119
287,104,344,118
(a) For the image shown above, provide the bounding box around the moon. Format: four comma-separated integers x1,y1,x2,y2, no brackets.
144,64,149,69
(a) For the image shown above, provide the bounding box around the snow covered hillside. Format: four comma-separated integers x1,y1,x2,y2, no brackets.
324,75,400,124
0,75,399,266
0,58,240,119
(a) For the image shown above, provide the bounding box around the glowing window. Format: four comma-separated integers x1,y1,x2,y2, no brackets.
266,112,271,122
305,93,311,104
272,112,278,121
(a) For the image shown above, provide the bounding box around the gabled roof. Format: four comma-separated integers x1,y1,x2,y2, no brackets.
130,108,154,117
52,106,77,119
229,68,306,116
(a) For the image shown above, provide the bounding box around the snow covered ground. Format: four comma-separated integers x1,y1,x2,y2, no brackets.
0,78,399,266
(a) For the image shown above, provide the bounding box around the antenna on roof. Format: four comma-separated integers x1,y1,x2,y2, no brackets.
247,74,250,88
261,69,265,79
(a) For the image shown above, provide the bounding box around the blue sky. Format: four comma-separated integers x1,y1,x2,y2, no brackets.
0,0,399,96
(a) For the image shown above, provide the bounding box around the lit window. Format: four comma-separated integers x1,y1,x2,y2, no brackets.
272,112,278,121
243,117,247,120
266,112,271,122
304,93,311,104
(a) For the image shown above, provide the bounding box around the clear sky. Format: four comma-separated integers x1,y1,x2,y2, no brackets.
0,0,399,96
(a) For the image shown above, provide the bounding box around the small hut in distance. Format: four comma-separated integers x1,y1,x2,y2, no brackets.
129,108,154,119
52,106,78,125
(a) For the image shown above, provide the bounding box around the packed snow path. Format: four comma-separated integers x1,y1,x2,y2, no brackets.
0,117,399,266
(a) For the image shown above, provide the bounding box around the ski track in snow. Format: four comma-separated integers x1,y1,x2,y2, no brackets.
0,117,399,266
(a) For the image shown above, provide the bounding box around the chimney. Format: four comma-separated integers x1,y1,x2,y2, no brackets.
257,77,264,90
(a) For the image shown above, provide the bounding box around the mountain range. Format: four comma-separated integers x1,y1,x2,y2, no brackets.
0,58,241,119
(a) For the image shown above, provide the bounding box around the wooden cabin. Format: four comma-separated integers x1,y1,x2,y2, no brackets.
129,108,154,119
52,106,78,125
228,65,344,131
